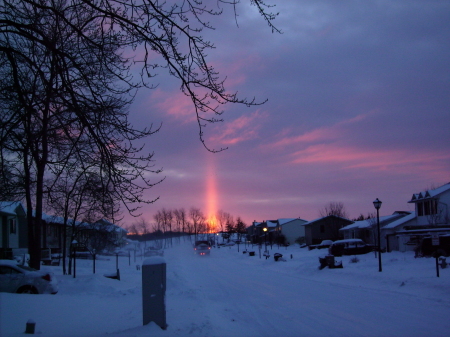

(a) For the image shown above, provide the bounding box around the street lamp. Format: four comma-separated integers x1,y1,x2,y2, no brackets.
373,198,382,272
263,227,268,251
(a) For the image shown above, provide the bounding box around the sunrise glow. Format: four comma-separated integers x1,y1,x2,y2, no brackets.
206,155,218,232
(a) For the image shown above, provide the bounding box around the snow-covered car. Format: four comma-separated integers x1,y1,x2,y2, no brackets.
328,239,373,256
194,241,211,256
0,260,58,294
308,240,333,250
144,247,164,257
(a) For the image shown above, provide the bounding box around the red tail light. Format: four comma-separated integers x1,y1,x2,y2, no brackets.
41,274,52,282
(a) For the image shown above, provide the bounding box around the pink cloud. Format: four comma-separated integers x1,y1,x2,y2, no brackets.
148,89,196,122
270,110,377,148
264,111,450,177
207,110,267,145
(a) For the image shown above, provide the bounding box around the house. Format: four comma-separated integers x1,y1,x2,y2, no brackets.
381,212,417,252
277,218,308,245
249,220,279,245
339,211,412,251
302,215,353,246
408,182,450,226
346,183,450,253
90,219,128,251
384,182,450,252
1,201,127,260
0,201,28,258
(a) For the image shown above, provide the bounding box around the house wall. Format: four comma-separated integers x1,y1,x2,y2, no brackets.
304,217,352,246
415,191,450,226
1,215,7,248
280,219,307,245
0,214,20,249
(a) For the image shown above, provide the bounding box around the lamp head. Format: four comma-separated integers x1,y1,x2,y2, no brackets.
373,198,382,210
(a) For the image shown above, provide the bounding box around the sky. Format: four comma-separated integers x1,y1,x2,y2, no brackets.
2,241,450,336
124,1,450,228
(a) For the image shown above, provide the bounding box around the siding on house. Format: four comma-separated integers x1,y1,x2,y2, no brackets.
278,218,308,245
0,201,27,256
303,215,353,246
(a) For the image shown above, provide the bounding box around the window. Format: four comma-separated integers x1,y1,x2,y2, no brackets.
430,199,438,215
320,225,325,233
417,202,424,216
424,201,431,215
9,219,16,234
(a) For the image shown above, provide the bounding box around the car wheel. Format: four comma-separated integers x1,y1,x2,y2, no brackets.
17,286,38,294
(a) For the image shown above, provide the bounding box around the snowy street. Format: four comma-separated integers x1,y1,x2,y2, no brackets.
1,240,450,336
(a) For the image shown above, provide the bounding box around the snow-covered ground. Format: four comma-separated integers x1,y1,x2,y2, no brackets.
1,240,450,337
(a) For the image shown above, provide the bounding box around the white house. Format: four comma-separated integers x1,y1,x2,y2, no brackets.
0,201,28,258
277,218,308,245
339,212,412,250
387,182,450,252
408,182,450,226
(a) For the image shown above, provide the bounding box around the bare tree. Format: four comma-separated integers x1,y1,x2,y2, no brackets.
0,0,279,268
189,207,206,240
318,202,349,241
235,217,247,241
319,202,349,219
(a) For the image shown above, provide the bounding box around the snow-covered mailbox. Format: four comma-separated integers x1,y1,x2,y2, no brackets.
142,257,167,330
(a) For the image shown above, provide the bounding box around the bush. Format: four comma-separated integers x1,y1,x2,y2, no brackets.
350,256,359,263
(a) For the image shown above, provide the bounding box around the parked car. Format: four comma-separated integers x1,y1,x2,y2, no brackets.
194,241,211,256
0,260,58,294
328,239,373,256
308,240,333,250
144,247,164,257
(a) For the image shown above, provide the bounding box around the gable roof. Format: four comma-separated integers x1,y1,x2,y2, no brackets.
383,212,416,229
340,212,412,231
409,182,450,203
302,214,352,226
0,201,25,215
278,218,308,226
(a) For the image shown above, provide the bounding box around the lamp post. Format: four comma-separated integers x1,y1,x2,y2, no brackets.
72,239,78,278
373,198,382,272
263,227,268,251
93,249,96,274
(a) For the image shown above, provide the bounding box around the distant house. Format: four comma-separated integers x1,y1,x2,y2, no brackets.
345,183,450,253
0,201,28,258
339,211,412,251
387,182,450,252
277,218,308,245
1,201,127,259
248,220,279,245
408,182,450,226
303,215,353,246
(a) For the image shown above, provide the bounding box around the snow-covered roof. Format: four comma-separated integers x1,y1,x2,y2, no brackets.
278,218,296,225
332,238,366,244
40,212,83,226
340,213,411,231
383,212,416,229
278,218,308,226
266,220,277,228
302,215,351,226
0,201,24,215
94,219,127,233
408,182,450,203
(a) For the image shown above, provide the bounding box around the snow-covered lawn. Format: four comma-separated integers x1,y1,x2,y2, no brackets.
1,240,450,337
